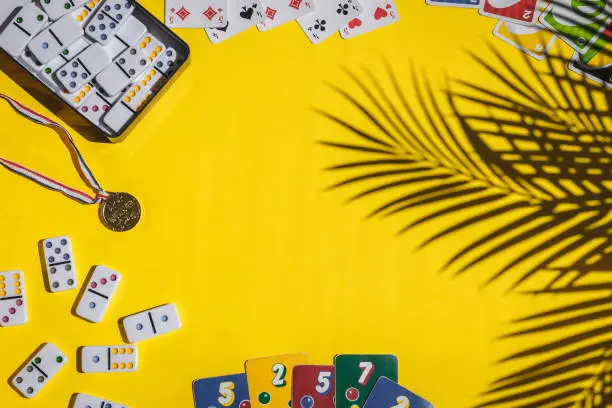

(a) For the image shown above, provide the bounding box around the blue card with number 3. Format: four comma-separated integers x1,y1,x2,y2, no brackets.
193,373,251,408
364,377,433,408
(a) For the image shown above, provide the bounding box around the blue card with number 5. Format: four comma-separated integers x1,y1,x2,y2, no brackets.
364,377,433,408
193,373,251,408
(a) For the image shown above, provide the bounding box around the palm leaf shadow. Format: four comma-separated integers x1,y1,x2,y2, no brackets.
318,46,612,406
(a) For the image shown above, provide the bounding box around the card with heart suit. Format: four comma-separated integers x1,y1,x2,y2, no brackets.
479,0,537,25
193,373,251,408
292,365,335,408
364,377,433,408
245,353,309,408
166,0,228,28
257,0,315,31
298,0,363,44
206,0,265,43
493,20,556,60
334,354,398,408
340,0,399,39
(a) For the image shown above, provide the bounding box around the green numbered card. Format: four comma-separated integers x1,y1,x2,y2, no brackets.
334,354,398,408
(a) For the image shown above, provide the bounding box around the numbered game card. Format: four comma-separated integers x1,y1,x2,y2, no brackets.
193,373,251,408
364,377,433,408
292,365,335,408
335,354,398,408
246,353,309,408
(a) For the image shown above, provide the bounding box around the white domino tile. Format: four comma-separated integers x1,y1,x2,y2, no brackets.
84,0,134,45
55,43,110,91
102,81,151,133
78,90,115,124
28,12,83,63
73,393,129,408
96,33,164,96
80,345,138,372
121,304,181,343
0,3,49,56
61,81,95,107
42,236,77,292
74,265,121,323
146,47,177,89
102,15,146,58
39,36,90,85
0,0,28,26
20,49,44,72
40,0,89,21
11,343,67,398
0,270,27,327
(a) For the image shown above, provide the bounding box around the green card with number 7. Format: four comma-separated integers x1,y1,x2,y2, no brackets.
335,354,398,408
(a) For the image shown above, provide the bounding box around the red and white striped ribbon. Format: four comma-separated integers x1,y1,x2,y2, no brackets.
0,94,109,205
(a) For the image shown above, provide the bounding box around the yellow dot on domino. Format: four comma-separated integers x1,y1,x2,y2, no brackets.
13,273,19,280
0,275,4,281
113,363,119,369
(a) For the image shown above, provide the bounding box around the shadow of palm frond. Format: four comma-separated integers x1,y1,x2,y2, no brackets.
319,43,612,406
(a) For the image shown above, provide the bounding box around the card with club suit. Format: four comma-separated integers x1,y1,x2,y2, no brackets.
257,0,315,31
340,0,398,39
206,0,265,43
298,0,363,44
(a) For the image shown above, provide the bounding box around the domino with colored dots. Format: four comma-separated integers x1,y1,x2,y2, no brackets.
80,345,138,372
55,43,111,91
39,0,89,21
79,91,115,124
42,236,77,292
103,15,146,59
28,12,84,64
121,304,181,343
0,0,29,26
102,82,152,133
40,36,90,85
73,0,104,26
0,271,27,327
11,343,67,398
96,33,165,96
0,3,49,57
73,393,129,408
145,47,177,89
74,265,121,323
61,81,95,107
84,0,134,45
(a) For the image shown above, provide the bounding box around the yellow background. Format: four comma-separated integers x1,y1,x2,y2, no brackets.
0,1,576,407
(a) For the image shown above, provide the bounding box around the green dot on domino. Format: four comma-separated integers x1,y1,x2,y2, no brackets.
45,67,52,74
37,15,44,21
34,357,41,364
56,356,63,363
64,3,71,8
16,17,23,23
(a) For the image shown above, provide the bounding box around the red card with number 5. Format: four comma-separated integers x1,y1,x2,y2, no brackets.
293,366,335,408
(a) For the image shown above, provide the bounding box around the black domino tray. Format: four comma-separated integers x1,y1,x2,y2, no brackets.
0,1,190,143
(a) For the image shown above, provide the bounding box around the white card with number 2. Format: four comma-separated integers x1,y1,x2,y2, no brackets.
206,0,265,43
166,0,228,28
340,0,399,39
298,0,364,44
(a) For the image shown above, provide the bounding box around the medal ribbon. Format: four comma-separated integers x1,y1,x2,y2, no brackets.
0,94,110,204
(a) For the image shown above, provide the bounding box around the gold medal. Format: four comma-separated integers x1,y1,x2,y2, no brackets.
100,192,142,232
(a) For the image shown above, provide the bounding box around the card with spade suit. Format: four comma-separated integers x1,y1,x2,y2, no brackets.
298,0,364,44
340,0,398,39
206,0,265,43
166,0,228,28
257,0,315,31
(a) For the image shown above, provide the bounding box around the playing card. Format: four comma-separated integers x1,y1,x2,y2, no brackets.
479,0,537,24
193,373,251,408
568,23,612,87
340,0,398,39
166,0,228,28
298,0,363,44
245,353,309,408
493,20,556,60
335,354,398,408
539,0,611,53
257,0,315,31
425,0,479,8
364,377,433,408
206,0,265,43
292,366,335,408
